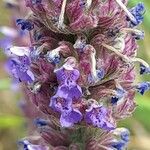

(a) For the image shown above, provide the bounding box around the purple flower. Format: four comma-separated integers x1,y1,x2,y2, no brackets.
50,94,82,127
54,66,82,100
60,108,82,127
6,46,35,83
50,94,72,113
55,67,80,84
49,63,83,127
7,57,34,83
7,46,34,83
85,104,115,130
136,82,150,95
58,83,82,100
18,140,48,150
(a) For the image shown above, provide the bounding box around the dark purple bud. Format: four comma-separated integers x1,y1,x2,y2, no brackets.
111,88,125,104
140,64,150,75
132,31,145,40
128,3,145,27
16,19,34,31
136,82,150,95
34,118,48,127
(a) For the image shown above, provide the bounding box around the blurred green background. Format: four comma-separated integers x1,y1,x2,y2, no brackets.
0,0,150,150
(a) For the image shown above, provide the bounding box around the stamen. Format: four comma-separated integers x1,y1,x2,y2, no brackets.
102,43,130,62
132,58,149,68
58,0,67,28
98,144,111,149
115,0,136,23
121,28,143,34
90,47,97,80
102,43,149,68
86,0,92,9
121,28,144,40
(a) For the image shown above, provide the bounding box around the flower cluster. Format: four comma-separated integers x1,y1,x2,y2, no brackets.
1,0,150,149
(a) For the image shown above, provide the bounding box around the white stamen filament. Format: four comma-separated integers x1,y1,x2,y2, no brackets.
132,58,149,68
115,0,136,22
58,0,67,28
86,0,92,9
121,28,143,35
102,43,130,62
98,144,111,149
22,135,41,141
90,48,97,80
102,43,150,68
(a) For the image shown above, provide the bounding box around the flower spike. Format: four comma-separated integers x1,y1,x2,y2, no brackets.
2,0,150,149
